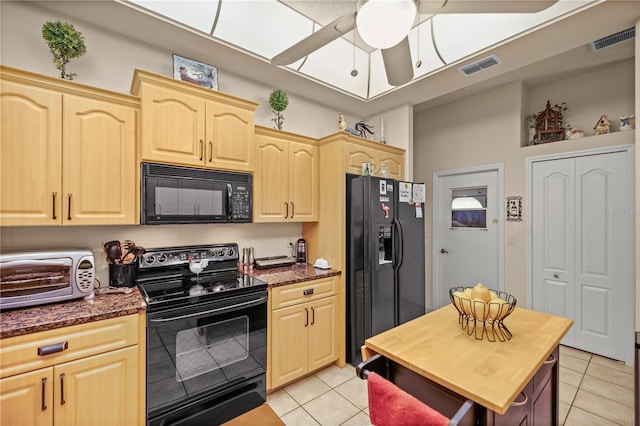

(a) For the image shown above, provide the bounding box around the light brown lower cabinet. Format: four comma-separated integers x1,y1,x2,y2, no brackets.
0,314,145,426
268,277,339,390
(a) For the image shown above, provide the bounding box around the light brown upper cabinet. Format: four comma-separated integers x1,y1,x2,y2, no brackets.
0,66,138,226
254,126,318,222
131,69,258,172
344,142,404,180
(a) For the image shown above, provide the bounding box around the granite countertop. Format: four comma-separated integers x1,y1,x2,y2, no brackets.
0,288,146,339
1,264,341,339
249,263,341,287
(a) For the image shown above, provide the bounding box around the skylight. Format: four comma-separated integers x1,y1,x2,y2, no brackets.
126,0,596,100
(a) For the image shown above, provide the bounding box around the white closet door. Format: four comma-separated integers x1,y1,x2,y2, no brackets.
532,158,576,345
532,150,633,364
574,151,632,361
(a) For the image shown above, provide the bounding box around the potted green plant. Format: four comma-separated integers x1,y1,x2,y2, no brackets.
269,89,289,130
41,21,87,80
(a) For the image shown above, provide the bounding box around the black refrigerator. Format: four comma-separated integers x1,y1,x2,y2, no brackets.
346,174,426,365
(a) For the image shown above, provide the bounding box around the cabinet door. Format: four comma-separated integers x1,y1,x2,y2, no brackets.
254,136,289,222
0,367,53,426
377,151,404,180
63,95,137,225
0,80,62,226
288,142,318,222
344,143,377,175
270,304,308,388
308,296,338,371
139,84,205,166
54,346,138,426
205,100,254,171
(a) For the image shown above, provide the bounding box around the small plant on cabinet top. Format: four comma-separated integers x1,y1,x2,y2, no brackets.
269,89,289,130
41,21,87,80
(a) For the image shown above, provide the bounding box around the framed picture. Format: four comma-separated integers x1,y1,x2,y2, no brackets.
506,196,522,222
172,54,218,90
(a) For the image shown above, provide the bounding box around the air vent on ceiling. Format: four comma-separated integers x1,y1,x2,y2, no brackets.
588,27,635,52
458,54,502,76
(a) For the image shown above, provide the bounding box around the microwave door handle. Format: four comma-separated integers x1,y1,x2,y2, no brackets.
227,184,233,221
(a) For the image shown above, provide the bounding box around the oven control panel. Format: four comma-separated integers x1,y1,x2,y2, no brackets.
139,244,239,269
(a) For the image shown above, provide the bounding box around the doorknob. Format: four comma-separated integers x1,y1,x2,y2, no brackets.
441,248,448,254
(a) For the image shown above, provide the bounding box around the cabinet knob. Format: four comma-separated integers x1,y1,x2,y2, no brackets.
553,273,559,279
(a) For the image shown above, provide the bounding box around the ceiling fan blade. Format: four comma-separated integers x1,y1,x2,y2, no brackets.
271,13,355,66
418,0,558,14
381,37,414,86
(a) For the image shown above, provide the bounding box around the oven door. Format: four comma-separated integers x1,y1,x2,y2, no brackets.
146,290,267,426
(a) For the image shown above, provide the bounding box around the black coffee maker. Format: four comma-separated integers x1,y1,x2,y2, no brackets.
296,238,307,264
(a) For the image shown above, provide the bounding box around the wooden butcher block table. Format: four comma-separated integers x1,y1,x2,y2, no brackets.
362,304,573,425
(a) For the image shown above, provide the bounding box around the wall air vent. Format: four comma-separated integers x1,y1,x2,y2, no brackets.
588,27,635,52
458,54,502,76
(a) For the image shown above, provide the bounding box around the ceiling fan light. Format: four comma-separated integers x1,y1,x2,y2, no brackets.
357,0,416,49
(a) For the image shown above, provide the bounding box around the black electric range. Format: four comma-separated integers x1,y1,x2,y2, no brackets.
136,243,267,312
137,243,269,425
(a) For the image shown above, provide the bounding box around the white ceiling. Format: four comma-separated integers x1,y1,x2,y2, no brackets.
34,0,638,117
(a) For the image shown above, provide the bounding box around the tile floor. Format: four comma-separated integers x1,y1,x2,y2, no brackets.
267,345,634,426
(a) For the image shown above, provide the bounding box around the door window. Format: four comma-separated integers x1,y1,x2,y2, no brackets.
451,186,487,229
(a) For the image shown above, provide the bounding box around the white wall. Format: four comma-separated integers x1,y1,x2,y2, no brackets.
414,59,636,308
0,1,316,285
0,1,416,287
0,1,361,138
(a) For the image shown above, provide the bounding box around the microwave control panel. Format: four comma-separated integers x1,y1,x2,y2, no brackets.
231,183,252,222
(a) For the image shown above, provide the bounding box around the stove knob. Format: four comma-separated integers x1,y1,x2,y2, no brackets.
226,248,235,257
218,250,225,257
157,254,168,263
144,255,155,264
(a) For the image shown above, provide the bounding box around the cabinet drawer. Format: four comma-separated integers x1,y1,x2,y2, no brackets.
0,315,138,379
271,277,337,309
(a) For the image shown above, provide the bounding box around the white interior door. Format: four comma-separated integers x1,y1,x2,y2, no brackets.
532,158,576,344
531,150,634,364
433,166,503,309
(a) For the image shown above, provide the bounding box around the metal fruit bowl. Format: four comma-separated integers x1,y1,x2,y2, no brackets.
449,287,517,341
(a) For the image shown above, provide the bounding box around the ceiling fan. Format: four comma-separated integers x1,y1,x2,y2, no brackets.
271,0,558,86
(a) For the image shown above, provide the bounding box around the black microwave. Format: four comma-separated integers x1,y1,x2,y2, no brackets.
141,162,252,225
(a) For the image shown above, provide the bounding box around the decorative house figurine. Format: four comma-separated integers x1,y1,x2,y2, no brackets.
534,100,565,143
620,114,635,131
593,115,611,135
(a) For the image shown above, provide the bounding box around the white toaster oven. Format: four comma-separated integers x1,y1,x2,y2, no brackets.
0,248,95,310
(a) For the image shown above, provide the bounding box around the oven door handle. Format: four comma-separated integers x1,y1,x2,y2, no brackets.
149,295,268,323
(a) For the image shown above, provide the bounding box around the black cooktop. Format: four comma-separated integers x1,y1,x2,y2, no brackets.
138,271,267,310
135,243,268,311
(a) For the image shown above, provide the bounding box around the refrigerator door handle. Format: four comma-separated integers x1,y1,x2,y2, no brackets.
393,218,404,270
